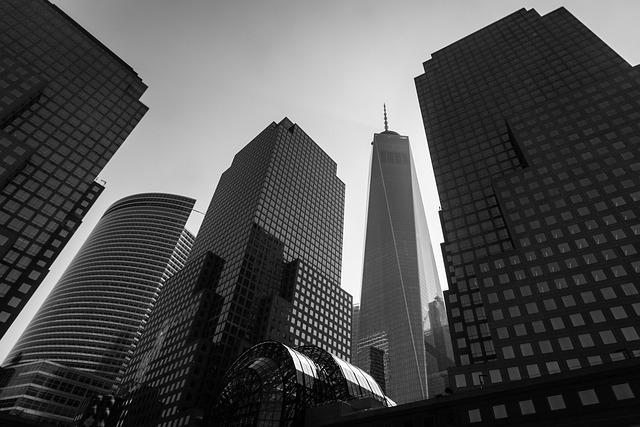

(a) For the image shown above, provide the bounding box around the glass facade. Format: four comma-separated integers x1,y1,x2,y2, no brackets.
415,7,640,390
0,0,148,338
214,341,393,426
0,360,113,426
117,118,351,427
356,128,443,404
0,194,194,424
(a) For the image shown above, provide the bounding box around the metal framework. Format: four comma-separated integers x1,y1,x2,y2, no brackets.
214,342,393,426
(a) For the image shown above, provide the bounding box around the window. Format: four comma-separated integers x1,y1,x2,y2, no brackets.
590,310,606,323
611,383,635,400
537,282,550,293
468,408,482,423
621,326,639,341
546,361,561,374
503,346,515,359
611,306,627,319
519,399,535,415
581,291,596,303
532,320,545,333
578,388,600,406
547,394,566,410
489,369,502,383
579,334,594,348
455,374,467,388
558,337,573,351
514,324,527,336
566,359,581,370
588,355,603,366
492,404,507,419
526,302,539,314
508,367,521,380
539,340,553,354
550,317,565,330
599,330,617,344
526,364,541,378
520,343,534,356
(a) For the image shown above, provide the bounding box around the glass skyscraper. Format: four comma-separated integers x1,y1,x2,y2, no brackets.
356,114,443,404
415,7,640,391
0,193,194,425
0,0,148,338
117,118,352,426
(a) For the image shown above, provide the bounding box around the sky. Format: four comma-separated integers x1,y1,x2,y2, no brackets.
1,0,639,363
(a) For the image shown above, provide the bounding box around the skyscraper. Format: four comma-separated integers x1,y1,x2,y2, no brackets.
117,118,351,426
0,0,148,338
0,193,194,425
415,7,640,391
356,109,443,404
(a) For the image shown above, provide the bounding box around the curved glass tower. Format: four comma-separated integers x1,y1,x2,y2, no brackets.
4,193,195,385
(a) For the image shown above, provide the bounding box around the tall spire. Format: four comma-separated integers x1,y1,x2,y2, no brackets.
384,103,389,131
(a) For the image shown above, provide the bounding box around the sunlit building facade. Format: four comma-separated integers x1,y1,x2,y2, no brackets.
1,194,194,425
117,118,352,427
0,0,148,338
356,115,443,404
415,7,640,391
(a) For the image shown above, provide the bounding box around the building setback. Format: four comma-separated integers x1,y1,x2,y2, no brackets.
356,112,444,404
415,7,640,391
0,0,148,338
117,118,352,427
0,193,195,425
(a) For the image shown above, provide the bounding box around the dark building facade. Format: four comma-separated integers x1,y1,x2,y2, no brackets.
0,194,195,425
356,113,443,404
117,118,352,426
0,0,148,338
415,7,640,391
306,358,640,427
350,303,360,362
0,360,113,426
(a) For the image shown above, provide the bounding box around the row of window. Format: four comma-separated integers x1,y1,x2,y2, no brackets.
468,382,635,423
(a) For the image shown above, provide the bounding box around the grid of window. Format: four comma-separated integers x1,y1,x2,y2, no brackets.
0,361,112,425
416,6,640,389
118,118,350,426
0,0,148,338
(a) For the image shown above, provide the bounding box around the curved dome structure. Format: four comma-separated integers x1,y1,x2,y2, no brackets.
214,341,393,426
5,193,195,386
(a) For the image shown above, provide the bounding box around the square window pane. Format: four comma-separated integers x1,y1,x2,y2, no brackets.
578,389,599,406
612,383,635,400
468,408,482,423
492,404,507,419
547,394,566,410
519,399,535,415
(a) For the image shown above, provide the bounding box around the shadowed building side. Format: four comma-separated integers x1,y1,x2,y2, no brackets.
0,0,148,338
416,7,640,391
117,118,352,427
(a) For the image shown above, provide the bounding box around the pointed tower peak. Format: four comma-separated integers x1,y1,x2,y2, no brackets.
384,103,389,132
380,103,399,135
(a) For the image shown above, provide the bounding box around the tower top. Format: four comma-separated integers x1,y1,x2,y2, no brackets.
384,103,388,131
380,103,399,136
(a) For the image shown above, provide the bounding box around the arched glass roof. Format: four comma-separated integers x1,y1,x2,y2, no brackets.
214,341,394,426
